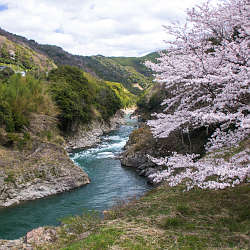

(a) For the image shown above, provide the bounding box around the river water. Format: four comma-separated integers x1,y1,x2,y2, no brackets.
0,115,152,240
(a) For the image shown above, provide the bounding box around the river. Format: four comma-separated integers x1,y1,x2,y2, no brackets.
0,115,152,240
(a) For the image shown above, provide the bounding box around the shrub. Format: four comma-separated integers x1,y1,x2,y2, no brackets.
0,74,56,132
48,66,134,132
49,66,94,131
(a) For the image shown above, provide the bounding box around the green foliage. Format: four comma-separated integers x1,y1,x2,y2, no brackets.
110,51,160,77
162,217,184,229
105,81,135,107
83,55,152,95
0,29,155,95
0,35,56,75
49,66,92,131
136,83,167,121
0,101,15,132
176,204,193,215
94,83,122,121
137,89,165,112
49,66,135,132
0,74,55,132
4,171,15,183
5,131,32,150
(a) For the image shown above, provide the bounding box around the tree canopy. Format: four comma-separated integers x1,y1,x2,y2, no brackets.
145,0,250,190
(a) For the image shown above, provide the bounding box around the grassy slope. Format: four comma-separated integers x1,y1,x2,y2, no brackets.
41,183,249,250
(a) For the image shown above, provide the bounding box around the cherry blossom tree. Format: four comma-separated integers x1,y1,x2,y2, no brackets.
145,0,250,189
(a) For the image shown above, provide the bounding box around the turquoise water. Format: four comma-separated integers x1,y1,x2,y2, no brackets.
0,116,152,240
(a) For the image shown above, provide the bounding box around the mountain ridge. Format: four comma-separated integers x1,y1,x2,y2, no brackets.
0,27,159,94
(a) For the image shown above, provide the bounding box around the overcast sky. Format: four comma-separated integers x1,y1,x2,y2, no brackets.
0,0,200,57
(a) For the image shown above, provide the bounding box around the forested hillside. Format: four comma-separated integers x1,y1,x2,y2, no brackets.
0,34,56,74
48,65,135,132
0,59,135,206
0,28,155,94
0,66,134,136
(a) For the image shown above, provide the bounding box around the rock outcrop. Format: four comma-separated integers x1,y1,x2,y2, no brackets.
0,109,129,207
65,110,126,152
0,226,58,249
0,114,90,208
0,142,90,207
121,124,213,183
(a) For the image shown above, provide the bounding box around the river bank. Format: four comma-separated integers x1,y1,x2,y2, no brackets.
0,114,90,208
1,183,249,249
0,108,135,208
0,112,151,244
65,109,133,152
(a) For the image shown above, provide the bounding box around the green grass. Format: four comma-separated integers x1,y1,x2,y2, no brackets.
63,228,123,250
40,183,250,250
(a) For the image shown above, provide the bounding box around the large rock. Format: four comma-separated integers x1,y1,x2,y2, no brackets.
24,227,57,245
0,141,90,208
0,226,58,249
121,124,213,182
0,114,90,208
65,110,126,152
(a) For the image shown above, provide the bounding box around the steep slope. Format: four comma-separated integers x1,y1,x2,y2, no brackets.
0,28,154,94
82,55,153,94
0,113,90,207
0,74,90,207
110,52,160,77
0,34,56,74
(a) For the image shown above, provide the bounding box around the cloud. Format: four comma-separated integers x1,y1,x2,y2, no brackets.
0,0,202,56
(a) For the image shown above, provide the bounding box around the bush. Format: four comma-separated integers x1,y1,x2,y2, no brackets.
49,66,134,132
49,66,94,131
0,74,56,132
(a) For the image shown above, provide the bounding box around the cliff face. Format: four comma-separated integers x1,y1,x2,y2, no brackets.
0,114,90,208
66,110,126,152
121,124,212,183
0,109,128,207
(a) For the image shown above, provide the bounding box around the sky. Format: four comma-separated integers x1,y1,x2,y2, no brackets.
0,0,200,57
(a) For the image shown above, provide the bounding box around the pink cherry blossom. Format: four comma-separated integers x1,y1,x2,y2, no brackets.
145,0,250,190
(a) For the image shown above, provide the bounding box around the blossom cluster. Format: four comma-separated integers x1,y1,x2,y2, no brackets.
145,0,250,190
147,149,249,190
